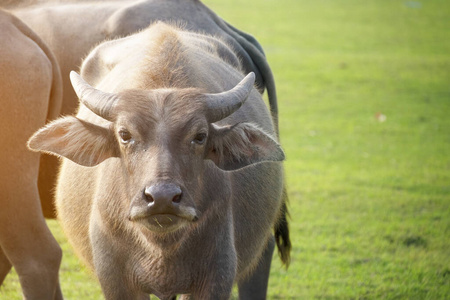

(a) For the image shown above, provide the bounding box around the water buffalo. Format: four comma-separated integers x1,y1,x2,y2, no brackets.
5,0,280,222
0,8,63,299
8,1,291,293
29,22,289,299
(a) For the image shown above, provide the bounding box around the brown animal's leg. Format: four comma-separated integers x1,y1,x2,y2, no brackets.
237,236,275,300
0,178,63,299
0,246,12,285
53,278,64,300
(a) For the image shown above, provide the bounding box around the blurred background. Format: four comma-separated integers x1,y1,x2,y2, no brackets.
3,0,449,299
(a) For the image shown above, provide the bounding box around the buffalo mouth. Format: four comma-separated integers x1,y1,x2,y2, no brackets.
148,214,186,227
128,207,198,233
134,214,195,233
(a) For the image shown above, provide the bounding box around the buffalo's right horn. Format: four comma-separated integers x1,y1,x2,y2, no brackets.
203,72,255,123
70,71,118,121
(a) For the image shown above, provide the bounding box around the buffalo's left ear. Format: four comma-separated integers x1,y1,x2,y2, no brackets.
206,122,285,171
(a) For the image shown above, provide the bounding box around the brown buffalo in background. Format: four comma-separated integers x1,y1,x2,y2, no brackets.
0,8,63,299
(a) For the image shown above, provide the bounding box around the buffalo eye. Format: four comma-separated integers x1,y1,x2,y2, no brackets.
119,129,132,144
191,132,207,145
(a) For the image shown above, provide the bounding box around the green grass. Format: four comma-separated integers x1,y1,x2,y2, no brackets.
2,0,449,299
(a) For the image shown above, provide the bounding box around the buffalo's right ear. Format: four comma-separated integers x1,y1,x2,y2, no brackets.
28,116,119,167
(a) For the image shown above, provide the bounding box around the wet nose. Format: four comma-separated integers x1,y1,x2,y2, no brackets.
144,183,182,206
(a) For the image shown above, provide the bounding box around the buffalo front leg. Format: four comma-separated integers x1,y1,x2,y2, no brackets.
237,236,275,300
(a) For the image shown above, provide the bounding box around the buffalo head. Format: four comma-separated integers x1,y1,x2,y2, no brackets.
28,71,284,234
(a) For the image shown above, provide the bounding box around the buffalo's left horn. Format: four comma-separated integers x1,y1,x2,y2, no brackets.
70,71,118,121
204,72,255,123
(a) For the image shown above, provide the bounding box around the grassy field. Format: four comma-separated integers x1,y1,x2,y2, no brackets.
2,0,450,299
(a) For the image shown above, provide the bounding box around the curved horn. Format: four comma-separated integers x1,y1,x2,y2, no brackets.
70,71,118,121
204,72,255,123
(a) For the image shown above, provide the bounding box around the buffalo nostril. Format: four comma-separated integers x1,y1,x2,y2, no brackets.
143,188,154,203
172,193,182,203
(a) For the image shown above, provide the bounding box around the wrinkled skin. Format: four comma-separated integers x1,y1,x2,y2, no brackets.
29,23,287,299
0,8,63,299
